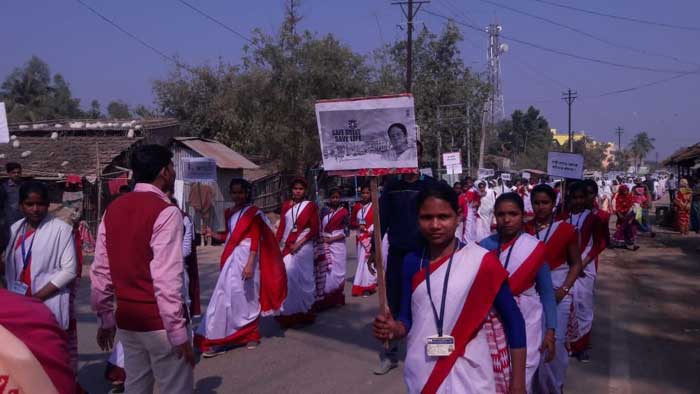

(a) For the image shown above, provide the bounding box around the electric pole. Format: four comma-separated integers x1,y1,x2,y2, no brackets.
561,89,578,152
615,126,624,153
393,0,429,93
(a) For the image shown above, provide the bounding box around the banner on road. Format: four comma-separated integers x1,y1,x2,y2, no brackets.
315,95,418,172
182,157,217,182
0,103,9,144
547,151,584,180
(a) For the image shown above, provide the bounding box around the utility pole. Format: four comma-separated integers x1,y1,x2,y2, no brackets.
561,89,578,152
393,0,430,93
615,126,624,169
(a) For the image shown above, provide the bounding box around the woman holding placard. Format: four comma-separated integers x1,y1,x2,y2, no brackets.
373,182,527,394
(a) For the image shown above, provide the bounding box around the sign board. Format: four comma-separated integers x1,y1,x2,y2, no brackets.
500,173,512,181
547,152,584,180
0,102,9,144
446,164,463,175
478,168,495,179
442,152,461,167
315,95,418,172
522,171,531,180
182,157,217,182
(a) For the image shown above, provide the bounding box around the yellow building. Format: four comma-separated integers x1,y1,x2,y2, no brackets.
550,128,585,146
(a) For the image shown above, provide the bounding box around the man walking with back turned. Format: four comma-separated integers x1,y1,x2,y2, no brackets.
91,144,194,393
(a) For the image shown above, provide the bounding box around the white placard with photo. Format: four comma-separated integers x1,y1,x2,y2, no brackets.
315,95,418,172
547,151,584,180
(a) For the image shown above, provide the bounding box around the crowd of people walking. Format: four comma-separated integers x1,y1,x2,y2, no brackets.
1,142,699,394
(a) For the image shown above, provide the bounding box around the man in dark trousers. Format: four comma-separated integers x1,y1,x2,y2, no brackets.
370,141,439,375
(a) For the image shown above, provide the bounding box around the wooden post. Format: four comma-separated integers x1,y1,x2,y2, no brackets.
370,177,388,316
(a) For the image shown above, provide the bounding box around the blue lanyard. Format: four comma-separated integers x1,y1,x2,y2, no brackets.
498,234,519,270
20,222,37,273
422,240,461,337
535,215,554,243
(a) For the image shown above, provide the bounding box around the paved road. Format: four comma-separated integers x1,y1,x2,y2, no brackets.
76,228,700,393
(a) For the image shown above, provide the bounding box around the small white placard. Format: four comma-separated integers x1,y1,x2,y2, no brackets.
522,172,531,180
442,152,461,167
547,152,584,180
182,157,217,182
447,164,463,175
478,168,495,178
0,102,9,144
500,173,512,181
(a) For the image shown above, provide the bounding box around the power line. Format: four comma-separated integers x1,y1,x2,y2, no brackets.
175,0,254,44
75,0,194,73
590,73,692,98
422,8,699,74
476,0,698,67
531,0,700,32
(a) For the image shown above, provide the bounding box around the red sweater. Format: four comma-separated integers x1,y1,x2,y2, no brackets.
104,192,172,332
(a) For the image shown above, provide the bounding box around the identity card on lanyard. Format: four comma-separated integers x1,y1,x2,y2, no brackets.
423,244,459,357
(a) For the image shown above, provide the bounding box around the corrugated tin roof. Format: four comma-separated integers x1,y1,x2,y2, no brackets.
663,142,700,166
174,137,259,170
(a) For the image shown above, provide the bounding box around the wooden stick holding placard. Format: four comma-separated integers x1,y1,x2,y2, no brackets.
369,175,391,350
369,177,388,316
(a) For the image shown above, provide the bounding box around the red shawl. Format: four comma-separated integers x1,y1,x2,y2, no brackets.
615,185,634,215
322,207,348,233
221,206,287,314
276,200,320,256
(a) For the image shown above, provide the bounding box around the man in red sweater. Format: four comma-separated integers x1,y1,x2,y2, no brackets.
90,145,194,393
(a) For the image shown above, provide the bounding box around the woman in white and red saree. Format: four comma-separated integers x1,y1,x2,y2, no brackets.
350,185,377,297
566,182,605,362
373,182,527,394
458,178,481,243
479,192,557,393
314,188,348,309
275,178,320,328
195,179,287,357
525,184,584,394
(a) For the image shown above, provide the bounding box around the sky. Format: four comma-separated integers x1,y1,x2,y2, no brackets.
1,0,699,159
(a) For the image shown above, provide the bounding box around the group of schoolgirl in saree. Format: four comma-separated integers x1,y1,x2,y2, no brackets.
373,179,606,394
195,177,379,357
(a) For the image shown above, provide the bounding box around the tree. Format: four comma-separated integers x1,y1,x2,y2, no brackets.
489,106,555,170
370,22,489,171
1,56,63,121
87,100,103,119
571,136,611,171
107,100,131,119
154,0,371,172
627,132,655,170
133,104,156,119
